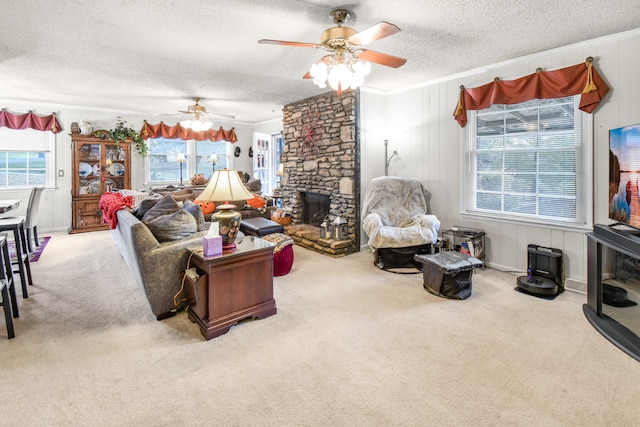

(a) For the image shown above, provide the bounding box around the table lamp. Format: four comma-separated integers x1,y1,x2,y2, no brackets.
176,152,186,186
197,169,254,249
208,153,218,175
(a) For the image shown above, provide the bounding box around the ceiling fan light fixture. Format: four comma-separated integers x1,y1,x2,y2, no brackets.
310,56,371,94
180,118,213,131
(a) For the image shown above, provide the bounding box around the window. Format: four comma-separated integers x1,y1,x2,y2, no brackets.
463,96,592,229
147,137,231,184
0,128,54,188
195,140,229,176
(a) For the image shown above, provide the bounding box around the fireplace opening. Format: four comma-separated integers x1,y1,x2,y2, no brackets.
303,192,330,227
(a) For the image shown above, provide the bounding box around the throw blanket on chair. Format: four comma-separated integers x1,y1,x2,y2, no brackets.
362,176,440,249
99,192,133,229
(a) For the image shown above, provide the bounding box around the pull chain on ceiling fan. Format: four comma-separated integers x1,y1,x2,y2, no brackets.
258,9,407,94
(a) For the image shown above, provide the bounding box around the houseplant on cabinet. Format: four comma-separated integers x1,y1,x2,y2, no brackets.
108,117,148,157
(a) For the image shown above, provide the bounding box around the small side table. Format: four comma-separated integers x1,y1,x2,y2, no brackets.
441,226,486,266
184,236,277,340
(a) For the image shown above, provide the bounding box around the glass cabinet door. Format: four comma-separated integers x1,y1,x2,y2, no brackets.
104,143,126,192
77,142,103,195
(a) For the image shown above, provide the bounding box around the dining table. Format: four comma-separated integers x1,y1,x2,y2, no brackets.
0,199,20,214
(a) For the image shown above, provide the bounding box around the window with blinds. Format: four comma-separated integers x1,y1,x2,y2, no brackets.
463,95,592,229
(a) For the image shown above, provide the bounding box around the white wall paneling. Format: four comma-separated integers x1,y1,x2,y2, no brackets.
360,28,640,286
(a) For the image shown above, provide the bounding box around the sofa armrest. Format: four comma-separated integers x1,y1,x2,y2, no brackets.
136,231,206,317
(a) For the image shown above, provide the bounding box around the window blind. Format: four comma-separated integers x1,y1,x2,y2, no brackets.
463,95,592,228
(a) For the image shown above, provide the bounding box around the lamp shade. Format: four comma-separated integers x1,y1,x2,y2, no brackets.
276,163,284,177
208,153,218,163
176,152,186,162
198,169,253,206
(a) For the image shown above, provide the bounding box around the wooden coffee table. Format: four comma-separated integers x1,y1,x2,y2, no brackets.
184,235,276,340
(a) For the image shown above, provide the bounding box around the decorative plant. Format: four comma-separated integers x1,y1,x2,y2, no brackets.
108,117,149,157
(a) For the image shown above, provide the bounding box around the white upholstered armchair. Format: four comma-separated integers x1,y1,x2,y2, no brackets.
362,176,440,270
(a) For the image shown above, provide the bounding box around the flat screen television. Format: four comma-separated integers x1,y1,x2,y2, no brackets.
609,122,640,228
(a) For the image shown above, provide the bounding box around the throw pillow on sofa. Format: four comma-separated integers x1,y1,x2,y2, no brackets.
145,209,197,242
246,179,261,193
142,195,180,223
135,197,160,219
183,199,206,231
247,194,266,209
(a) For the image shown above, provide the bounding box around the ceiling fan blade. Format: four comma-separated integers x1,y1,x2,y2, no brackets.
348,22,400,46
203,112,236,120
356,49,407,68
258,39,322,49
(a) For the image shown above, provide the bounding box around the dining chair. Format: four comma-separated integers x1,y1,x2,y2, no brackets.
4,186,44,253
0,234,18,318
0,217,33,298
0,235,16,338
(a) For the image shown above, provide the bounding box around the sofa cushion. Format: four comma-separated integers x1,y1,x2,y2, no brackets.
142,195,180,223
246,179,262,193
183,199,206,231
135,197,160,219
146,209,197,242
171,193,194,203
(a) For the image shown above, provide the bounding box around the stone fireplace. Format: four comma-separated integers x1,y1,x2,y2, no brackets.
278,90,360,256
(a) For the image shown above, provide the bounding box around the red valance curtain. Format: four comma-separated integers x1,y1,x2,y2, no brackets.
140,121,237,143
453,58,610,127
0,108,63,133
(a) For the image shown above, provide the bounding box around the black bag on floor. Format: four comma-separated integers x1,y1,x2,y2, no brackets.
373,244,435,271
415,252,482,300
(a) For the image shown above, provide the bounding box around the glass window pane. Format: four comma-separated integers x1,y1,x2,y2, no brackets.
477,174,502,191
466,95,586,225
195,140,229,176
539,197,576,218
29,152,47,168
539,175,575,196
477,137,504,150
28,170,46,186
504,194,536,214
8,170,27,186
539,151,575,172
477,153,503,172
504,173,536,193
8,151,27,168
505,152,536,172
476,192,502,210
149,138,186,183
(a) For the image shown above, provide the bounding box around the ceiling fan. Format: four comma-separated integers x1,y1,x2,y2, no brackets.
164,97,235,131
258,9,407,93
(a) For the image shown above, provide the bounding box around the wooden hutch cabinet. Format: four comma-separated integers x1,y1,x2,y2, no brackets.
70,134,131,233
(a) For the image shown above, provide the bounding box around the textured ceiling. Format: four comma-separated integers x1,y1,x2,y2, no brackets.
1,1,639,124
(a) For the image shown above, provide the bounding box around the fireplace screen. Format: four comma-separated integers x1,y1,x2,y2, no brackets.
303,192,330,227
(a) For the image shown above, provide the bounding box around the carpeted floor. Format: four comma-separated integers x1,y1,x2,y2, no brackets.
1,230,640,426
7,235,50,262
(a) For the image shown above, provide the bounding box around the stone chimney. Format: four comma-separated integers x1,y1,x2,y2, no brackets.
279,90,360,256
